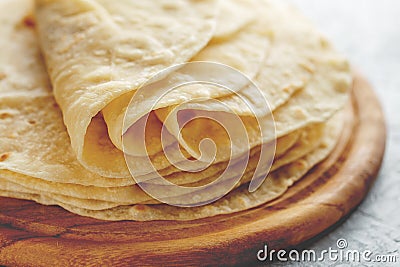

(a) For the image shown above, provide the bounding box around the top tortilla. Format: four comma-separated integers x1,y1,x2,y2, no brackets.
34,0,350,179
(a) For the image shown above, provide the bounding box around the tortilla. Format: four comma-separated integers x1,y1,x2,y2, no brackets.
0,108,346,220
0,90,303,188
0,122,323,204
34,0,350,178
0,0,352,221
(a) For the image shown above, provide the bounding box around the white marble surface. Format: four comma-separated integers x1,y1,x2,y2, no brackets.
269,0,400,266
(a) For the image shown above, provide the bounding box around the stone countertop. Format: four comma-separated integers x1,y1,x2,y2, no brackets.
269,0,400,266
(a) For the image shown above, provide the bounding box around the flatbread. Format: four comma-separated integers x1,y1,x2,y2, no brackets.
0,108,346,220
35,0,350,178
0,0,352,222
0,114,331,205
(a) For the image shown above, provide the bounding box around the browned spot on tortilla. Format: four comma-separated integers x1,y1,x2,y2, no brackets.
22,14,35,28
0,153,10,162
0,113,12,120
28,120,37,125
0,73,6,80
134,205,146,211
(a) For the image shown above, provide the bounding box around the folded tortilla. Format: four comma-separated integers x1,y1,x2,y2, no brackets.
0,0,352,221
34,0,351,178
0,105,351,220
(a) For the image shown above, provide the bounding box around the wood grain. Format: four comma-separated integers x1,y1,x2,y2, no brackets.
0,74,386,266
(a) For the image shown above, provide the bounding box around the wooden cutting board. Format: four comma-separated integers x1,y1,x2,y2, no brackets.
0,74,386,266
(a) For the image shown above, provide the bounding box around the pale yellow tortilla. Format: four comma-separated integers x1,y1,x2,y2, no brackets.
0,0,265,188
0,108,345,220
0,91,303,189
0,115,329,205
34,0,273,178
0,0,352,222
35,0,350,179
0,0,316,189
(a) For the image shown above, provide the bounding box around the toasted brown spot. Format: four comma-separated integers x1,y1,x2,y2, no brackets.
134,205,146,211
0,153,10,162
22,15,35,28
294,160,307,169
0,72,6,80
0,113,12,119
28,120,37,125
320,142,328,149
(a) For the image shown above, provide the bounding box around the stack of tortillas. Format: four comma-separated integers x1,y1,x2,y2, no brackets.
0,0,352,221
